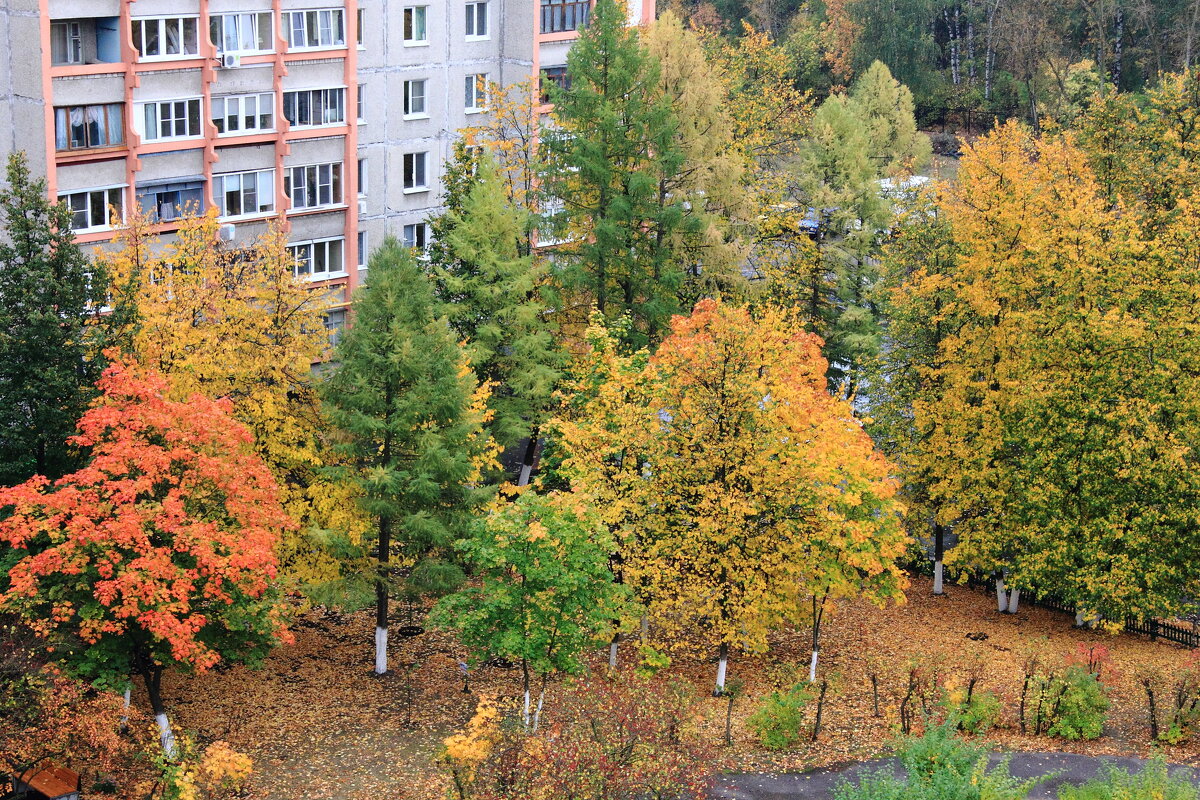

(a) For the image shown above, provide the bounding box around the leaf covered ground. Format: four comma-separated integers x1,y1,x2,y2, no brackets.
159,576,1200,799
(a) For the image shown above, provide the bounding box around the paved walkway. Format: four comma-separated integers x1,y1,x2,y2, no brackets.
711,752,1200,799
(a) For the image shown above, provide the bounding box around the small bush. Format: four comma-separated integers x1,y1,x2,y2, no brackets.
1024,665,1108,740
929,131,962,156
1056,758,1198,800
939,683,1001,735
747,684,814,750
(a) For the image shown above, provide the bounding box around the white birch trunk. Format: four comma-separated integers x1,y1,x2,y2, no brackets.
375,626,388,675
523,688,531,729
809,649,819,683
1007,588,1021,614
156,712,177,758
517,463,533,486
120,684,132,731
608,636,619,669
532,690,546,733
995,576,1007,612
1075,610,1085,627
933,560,944,595
715,652,728,694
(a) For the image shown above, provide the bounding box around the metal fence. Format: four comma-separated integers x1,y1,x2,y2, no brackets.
1026,591,1200,648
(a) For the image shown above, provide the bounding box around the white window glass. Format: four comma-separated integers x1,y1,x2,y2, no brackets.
464,74,487,112
282,88,345,128
357,83,366,122
283,9,345,49
403,6,427,44
215,169,275,218
402,223,428,252
325,308,346,345
54,103,124,151
357,157,367,196
402,152,427,191
132,17,199,60
403,80,427,117
357,232,367,267
140,99,202,141
209,12,272,54
285,162,343,210
59,187,124,231
50,21,83,65
465,2,488,38
211,92,274,135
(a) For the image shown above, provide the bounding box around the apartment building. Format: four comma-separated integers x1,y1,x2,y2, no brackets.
0,0,654,332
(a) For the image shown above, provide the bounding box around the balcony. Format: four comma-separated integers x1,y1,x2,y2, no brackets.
540,0,589,34
50,18,121,67
54,103,125,155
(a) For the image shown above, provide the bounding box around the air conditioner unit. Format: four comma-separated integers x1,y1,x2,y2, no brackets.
218,223,236,242
221,53,241,69
358,199,367,215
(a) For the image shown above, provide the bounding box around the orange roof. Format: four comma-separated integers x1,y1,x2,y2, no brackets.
18,765,79,798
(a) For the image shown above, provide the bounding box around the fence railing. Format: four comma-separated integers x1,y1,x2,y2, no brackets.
914,105,1022,137
1026,591,1200,648
540,0,590,34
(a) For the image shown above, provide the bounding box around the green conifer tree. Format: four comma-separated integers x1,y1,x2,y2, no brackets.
0,152,106,485
848,61,932,179
541,0,689,347
321,238,493,674
430,152,562,479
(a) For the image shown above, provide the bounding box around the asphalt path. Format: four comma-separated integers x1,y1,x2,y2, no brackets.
711,752,1200,799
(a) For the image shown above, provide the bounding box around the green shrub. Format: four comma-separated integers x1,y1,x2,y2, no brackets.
1056,757,1198,800
939,684,1002,735
1047,667,1109,740
747,684,814,750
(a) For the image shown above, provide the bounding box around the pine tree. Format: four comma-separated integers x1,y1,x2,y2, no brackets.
0,152,105,485
541,0,689,346
321,238,494,674
848,60,932,179
430,152,562,478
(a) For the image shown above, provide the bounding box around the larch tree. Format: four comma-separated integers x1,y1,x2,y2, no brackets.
429,152,563,482
97,211,345,590
321,238,494,674
0,152,107,486
431,489,630,730
540,0,690,347
556,300,907,692
0,360,291,756
848,60,932,179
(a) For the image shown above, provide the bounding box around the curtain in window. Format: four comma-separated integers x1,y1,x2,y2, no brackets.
86,105,105,147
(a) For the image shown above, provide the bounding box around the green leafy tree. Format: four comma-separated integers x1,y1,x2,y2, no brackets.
541,0,690,346
849,60,932,178
429,152,562,478
322,238,494,675
432,489,630,730
0,152,106,485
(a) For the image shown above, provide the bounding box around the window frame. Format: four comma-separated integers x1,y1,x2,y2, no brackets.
58,186,125,233
402,152,429,193
402,222,429,253
209,12,273,55
50,21,84,65
357,231,368,267
54,103,125,152
464,73,488,113
135,180,205,224
214,168,276,220
402,5,428,46
284,161,344,212
131,16,201,61
402,79,428,119
288,236,346,279
137,97,203,143
282,87,346,129
465,1,489,39
210,91,275,136
283,8,346,51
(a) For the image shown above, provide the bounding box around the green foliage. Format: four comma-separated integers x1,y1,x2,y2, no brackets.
0,152,106,486
634,644,671,679
1057,758,1198,800
1026,666,1109,741
849,61,932,178
747,684,815,750
939,686,1002,736
430,489,630,680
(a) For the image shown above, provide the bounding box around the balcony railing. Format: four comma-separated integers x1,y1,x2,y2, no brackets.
540,0,589,34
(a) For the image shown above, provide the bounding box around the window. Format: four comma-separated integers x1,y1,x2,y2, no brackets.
357,231,368,267
403,79,427,118
465,1,488,38
209,12,272,54
139,99,202,142
357,83,366,123
136,180,204,224
356,8,364,47
211,92,274,135
59,187,123,232
325,308,346,345
50,21,83,65
403,6,427,44
285,162,343,210
403,152,428,192
402,222,428,252
540,0,590,33
54,104,124,151
464,74,487,112
282,88,345,128
215,169,275,218
540,65,570,103
283,9,345,49
288,237,344,278
132,17,200,60
358,157,367,196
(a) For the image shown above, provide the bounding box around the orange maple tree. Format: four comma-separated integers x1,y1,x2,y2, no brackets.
0,359,292,756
